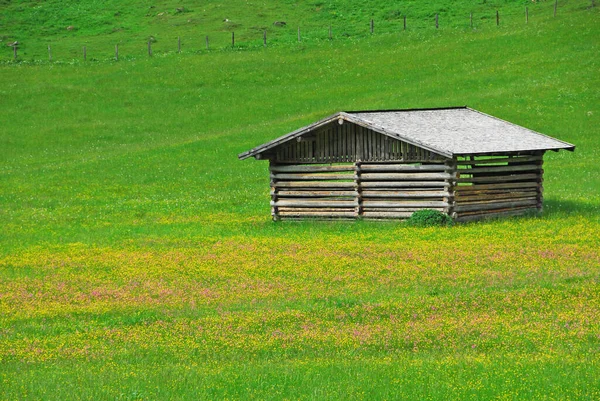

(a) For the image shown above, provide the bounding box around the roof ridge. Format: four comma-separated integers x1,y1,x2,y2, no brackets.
345,106,467,114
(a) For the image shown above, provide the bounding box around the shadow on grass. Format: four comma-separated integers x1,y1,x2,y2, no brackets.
543,198,599,217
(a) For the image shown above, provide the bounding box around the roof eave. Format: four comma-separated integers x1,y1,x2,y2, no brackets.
238,112,343,160
465,107,577,151
453,145,576,157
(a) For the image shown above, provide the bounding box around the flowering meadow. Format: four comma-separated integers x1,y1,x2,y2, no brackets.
1,1,599,399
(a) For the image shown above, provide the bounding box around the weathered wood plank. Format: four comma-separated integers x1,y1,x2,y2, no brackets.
361,181,447,188
455,191,537,203
273,190,358,197
272,173,357,181
278,207,355,213
361,173,453,181
455,195,537,206
272,199,358,208
457,164,541,174
453,198,537,213
362,200,449,208
278,211,356,217
454,182,539,191
274,181,357,188
455,173,539,183
270,164,355,173
362,190,449,198
360,164,450,172
362,211,414,218
455,154,542,165
363,207,446,212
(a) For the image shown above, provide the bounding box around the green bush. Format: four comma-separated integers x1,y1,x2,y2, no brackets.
406,209,453,227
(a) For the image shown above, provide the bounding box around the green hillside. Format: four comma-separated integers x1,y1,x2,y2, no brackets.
1,0,593,59
1,0,599,399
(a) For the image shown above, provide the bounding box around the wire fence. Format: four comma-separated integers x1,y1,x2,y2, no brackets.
2,0,596,63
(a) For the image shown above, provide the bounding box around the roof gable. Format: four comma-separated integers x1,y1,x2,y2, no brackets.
238,107,575,160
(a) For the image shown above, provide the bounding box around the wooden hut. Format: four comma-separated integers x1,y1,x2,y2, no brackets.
238,107,574,222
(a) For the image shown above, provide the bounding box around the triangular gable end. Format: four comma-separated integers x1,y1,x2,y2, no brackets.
238,113,449,163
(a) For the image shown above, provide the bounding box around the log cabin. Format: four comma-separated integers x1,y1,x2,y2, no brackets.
238,107,575,222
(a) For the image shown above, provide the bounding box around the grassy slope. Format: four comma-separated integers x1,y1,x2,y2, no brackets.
0,0,587,59
1,0,599,399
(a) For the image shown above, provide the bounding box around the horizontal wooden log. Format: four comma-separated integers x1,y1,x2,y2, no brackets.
453,198,537,213
454,191,537,203
362,207,446,212
455,173,539,183
272,173,356,181
360,164,450,172
361,181,447,188
272,199,358,208
454,182,539,192
361,172,453,181
272,190,358,197
278,211,356,217
457,164,540,175
454,187,538,196
455,155,542,165
362,200,449,208
453,207,536,222
362,211,414,219
361,190,449,198
278,207,356,213
455,195,537,207
274,181,357,188
270,164,354,173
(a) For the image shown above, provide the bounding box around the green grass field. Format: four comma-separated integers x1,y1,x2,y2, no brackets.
1,0,599,399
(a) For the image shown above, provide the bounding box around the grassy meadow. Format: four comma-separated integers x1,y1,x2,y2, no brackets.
1,0,599,399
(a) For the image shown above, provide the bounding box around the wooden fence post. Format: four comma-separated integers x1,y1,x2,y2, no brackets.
232,31,235,47
48,45,52,61
178,36,181,53
435,14,439,29
263,30,267,47
403,15,406,30
470,12,473,28
554,0,558,17
206,36,209,50
370,19,374,34
526,7,529,23
297,26,301,42
496,10,500,26
148,40,152,56
83,46,86,61
13,45,17,60
115,44,119,61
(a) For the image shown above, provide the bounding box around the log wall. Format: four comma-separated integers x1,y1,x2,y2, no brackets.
269,152,545,221
450,153,544,222
358,161,453,219
270,163,358,219
270,161,455,220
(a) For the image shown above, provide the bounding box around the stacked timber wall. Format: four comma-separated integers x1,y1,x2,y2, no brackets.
270,163,358,219
359,162,453,219
450,153,544,222
269,160,455,220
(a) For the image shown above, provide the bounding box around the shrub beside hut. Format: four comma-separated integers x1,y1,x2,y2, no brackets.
238,107,574,222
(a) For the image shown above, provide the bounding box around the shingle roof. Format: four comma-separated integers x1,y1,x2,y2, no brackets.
238,107,575,160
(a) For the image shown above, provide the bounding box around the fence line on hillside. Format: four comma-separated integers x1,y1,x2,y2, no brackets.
3,1,595,62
